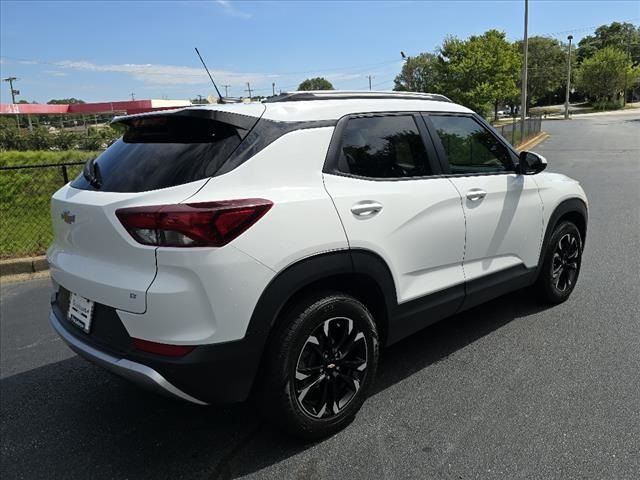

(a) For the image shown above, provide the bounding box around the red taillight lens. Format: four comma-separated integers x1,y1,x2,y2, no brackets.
132,338,195,357
115,199,272,247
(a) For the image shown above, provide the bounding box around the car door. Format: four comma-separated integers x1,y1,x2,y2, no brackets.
424,113,543,293
322,113,466,308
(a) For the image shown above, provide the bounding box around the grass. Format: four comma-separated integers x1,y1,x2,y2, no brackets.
0,150,99,167
0,150,101,258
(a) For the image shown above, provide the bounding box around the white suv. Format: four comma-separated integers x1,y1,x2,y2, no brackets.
48,91,588,438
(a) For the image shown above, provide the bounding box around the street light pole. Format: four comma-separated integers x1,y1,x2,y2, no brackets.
564,35,573,119
520,0,529,142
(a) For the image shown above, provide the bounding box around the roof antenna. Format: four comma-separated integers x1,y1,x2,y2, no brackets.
194,47,224,104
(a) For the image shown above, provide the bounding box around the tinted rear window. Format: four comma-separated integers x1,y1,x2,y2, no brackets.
71,115,245,193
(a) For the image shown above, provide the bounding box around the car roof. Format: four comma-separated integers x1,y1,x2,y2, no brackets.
113,91,472,124
261,90,472,121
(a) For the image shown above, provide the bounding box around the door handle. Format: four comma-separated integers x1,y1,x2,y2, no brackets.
351,201,383,218
466,189,487,201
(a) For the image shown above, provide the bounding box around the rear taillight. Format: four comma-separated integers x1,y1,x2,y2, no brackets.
115,199,272,247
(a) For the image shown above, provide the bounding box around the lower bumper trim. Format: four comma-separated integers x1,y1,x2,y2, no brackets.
49,310,208,406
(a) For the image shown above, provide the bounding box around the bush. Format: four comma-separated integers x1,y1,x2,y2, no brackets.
0,123,120,152
52,129,79,150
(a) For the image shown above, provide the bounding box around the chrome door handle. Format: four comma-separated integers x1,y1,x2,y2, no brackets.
466,189,487,201
351,201,383,218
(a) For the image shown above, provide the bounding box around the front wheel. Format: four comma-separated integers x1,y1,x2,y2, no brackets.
258,292,379,440
535,221,583,304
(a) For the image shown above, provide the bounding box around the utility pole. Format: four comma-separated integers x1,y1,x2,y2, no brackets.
245,82,252,100
130,92,135,101
367,75,373,91
520,0,529,142
3,76,21,127
196,94,204,104
222,84,230,97
3,76,19,103
564,35,573,119
272,82,276,96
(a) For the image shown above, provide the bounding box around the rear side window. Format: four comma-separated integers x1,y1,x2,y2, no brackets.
428,115,513,174
71,115,246,193
336,115,432,178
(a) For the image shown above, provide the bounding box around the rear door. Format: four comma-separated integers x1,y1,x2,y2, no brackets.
322,113,466,305
49,108,263,313
424,113,543,284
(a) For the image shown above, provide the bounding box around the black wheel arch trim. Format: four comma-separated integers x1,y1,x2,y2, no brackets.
536,198,588,278
245,249,396,350
241,249,396,399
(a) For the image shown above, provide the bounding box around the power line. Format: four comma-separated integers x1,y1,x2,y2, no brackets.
538,18,640,39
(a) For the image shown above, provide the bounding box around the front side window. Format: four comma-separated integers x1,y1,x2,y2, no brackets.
428,115,513,174
337,115,432,179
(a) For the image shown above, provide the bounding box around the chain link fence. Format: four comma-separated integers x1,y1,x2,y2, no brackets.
494,116,543,147
0,162,85,259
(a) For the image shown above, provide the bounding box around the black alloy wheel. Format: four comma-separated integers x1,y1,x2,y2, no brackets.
551,232,581,292
294,316,368,419
258,292,379,439
535,221,583,303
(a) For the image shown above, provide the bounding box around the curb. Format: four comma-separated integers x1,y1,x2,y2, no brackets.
517,132,549,152
0,255,49,277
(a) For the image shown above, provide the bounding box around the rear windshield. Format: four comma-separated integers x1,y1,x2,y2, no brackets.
71,115,247,193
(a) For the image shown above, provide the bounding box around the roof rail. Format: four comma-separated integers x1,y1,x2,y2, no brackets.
263,90,452,104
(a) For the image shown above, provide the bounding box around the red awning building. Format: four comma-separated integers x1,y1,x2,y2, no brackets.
0,99,191,116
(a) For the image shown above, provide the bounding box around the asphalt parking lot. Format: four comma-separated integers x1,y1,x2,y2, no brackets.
1,111,639,479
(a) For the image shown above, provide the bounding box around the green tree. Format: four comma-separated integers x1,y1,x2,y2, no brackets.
515,36,568,106
576,47,633,106
437,30,521,119
47,98,85,105
297,77,334,91
577,22,640,65
393,52,441,92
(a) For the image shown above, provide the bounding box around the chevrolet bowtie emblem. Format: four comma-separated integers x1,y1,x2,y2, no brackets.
61,210,76,224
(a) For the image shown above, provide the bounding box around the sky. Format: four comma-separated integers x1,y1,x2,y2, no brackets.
1,0,638,103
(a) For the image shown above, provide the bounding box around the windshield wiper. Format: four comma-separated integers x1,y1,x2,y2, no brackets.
83,158,102,189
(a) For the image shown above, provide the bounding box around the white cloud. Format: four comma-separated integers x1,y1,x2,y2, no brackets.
214,0,252,19
54,60,273,86
45,70,68,77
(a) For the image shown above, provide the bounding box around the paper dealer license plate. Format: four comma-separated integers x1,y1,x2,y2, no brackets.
67,292,94,333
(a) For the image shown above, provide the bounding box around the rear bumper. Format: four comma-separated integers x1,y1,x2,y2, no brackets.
49,309,208,405
49,291,265,404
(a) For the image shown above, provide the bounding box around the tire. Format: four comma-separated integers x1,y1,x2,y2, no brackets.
257,291,379,440
535,221,583,304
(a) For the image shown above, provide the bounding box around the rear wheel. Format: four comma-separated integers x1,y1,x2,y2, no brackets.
258,292,379,440
535,221,583,304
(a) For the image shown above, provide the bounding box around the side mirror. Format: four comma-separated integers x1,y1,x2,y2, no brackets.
518,151,547,175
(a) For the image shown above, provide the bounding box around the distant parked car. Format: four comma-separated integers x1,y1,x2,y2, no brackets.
48,90,588,438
